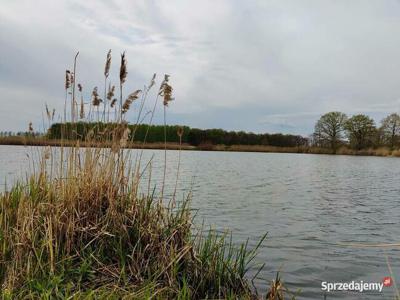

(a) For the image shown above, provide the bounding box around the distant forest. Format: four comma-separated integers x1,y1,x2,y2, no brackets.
44,122,309,148
3,111,400,152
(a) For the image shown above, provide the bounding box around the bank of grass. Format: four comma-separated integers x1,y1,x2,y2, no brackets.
202,144,400,157
0,51,290,299
0,136,196,151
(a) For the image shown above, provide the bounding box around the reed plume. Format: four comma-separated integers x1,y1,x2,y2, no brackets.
77,83,83,120
106,83,115,122
104,49,112,78
177,126,184,138
77,83,84,119
111,98,117,108
64,70,71,122
148,73,156,91
65,70,71,90
159,74,174,106
45,104,51,120
119,52,127,120
119,52,127,85
103,50,112,121
92,87,102,106
107,84,115,101
122,90,141,114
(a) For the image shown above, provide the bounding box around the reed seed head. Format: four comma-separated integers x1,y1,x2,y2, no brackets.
148,73,156,91
159,75,174,106
119,52,127,85
122,90,141,113
107,84,115,101
104,49,112,78
65,70,71,89
92,87,102,106
45,104,51,120
111,98,117,108
177,126,184,138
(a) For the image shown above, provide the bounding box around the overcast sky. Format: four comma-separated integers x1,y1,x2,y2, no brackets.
1,0,400,135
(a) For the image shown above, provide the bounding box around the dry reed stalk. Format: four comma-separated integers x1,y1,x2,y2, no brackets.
71,52,79,123
159,74,174,199
172,127,184,204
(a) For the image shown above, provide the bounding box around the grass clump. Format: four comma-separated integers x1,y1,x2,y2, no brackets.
0,51,288,299
0,149,268,299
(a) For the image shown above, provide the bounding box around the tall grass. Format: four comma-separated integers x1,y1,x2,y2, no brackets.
0,51,288,299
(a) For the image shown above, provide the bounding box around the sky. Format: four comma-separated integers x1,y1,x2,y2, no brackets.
1,0,400,135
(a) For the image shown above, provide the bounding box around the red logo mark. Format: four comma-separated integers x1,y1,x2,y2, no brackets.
383,277,393,287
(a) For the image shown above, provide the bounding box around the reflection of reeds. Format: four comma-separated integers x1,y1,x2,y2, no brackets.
0,51,283,299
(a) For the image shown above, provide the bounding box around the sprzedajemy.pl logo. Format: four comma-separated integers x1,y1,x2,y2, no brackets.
321,277,393,293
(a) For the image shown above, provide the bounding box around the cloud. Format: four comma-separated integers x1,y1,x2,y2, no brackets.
1,0,400,134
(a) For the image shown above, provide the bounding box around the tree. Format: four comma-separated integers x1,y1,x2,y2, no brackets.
380,113,400,148
345,114,376,149
314,112,347,151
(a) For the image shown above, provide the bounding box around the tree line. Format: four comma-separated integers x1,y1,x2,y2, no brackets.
312,112,400,151
47,122,309,147
6,112,400,152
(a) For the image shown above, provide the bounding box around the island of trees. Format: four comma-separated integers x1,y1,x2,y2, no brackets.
312,112,400,153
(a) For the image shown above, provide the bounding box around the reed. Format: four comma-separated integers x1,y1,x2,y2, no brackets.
0,51,288,299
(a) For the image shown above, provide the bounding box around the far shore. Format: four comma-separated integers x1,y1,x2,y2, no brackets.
2,136,400,157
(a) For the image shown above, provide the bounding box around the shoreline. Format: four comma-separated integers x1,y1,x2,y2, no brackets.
1,137,400,157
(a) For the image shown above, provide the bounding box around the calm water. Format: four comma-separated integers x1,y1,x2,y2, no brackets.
1,145,399,299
